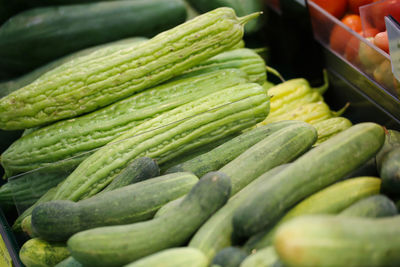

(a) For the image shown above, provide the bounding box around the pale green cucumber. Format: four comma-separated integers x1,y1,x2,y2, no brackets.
240,246,279,267
68,172,231,267
55,257,82,267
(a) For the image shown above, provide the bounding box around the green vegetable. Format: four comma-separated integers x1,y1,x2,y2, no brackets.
52,82,269,201
0,0,187,75
232,123,385,238
339,194,398,218
313,117,352,145
244,177,381,251
380,147,400,194
240,246,279,267
124,248,208,267
19,238,70,267
55,257,82,267
275,215,400,267
32,172,198,241
165,120,304,177
101,157,159,193
376,129,400,171
0,7,258,130
67,172,231,267
211,247,248,267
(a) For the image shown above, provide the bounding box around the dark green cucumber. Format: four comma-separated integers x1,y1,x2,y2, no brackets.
165,121,305,177
2,68,248,177
211,247,248,267
101,157,159,193
186,0,263,34
275,215,400,267
376,129,400,171
244,177,381,252
380,146,400,194
55,257,82,267
124,248,208,267
339,194,398,218
0,0,187,74
232,123,385,238
19,238,70,267
32,172,198,242
67,172,231,267
0,37,147,98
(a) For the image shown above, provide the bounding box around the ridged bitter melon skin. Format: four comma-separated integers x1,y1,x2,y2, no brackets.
0,7,257,130
53,82,270,201
1,69,248,177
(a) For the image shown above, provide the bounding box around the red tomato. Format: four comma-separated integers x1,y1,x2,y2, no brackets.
330,15,363,55
362,27,379,38
345,35,362,64
371,0,400,31
312,0,348,18
374,31,389,53
348,0,373,14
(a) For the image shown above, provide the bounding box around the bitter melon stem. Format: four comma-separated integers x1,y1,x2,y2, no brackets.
239,12,262,25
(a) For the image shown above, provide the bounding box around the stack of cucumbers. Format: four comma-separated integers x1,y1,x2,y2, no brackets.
0,5,399,267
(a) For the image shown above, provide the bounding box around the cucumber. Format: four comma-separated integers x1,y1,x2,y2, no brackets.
55,257,82,267
165,121,306,177
101,157,159,193
0,7,256,130
244,177,381,251
53,82,269,201
275,215,400,267
67,172,231,267
2,68,248,177
232,123,385,238
211,247,248,267
339,194,398,218
240,246,280,267
0,0,187,75
19,238,70,267
0,37,147,98
376,129,400,171
32,172,198,242
21,216,36,238
380,146,400,194
124,247,208,267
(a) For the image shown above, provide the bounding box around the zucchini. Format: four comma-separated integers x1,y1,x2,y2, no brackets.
124,248,208,267
339,194,398,218
186,0,263,34
275,215,400,267
244,177,381,251
211,247,248,267
0,37,147,98
52,83,269,201
240,246,279,267
19,238,70,267
232,123,385,238
55,257,82,267
2,68,248,177
165,120,305,177
101,157,159,193
0,7,257,130
0,0,187,75
32,172,198,241
380,146,400,194
67,172,231,267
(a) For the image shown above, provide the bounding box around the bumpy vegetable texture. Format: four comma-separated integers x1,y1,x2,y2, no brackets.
178,48,267,84
186,0,263,34
1,68,248,177
211,247,248,267
380,146,400,194
244,177,381,251
166,120,303,177
67,172,231,267
232,123,385,238
101,157,159,193
240,246,279,267
339,194,398,218
19,238,70,267
313,117,352,145
189,124,316,260
124,248,208,267
0,37,147,99
0,0,187,75
0,7,258,130
275,215,400,267
52,82,269,201
32,172,198,241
